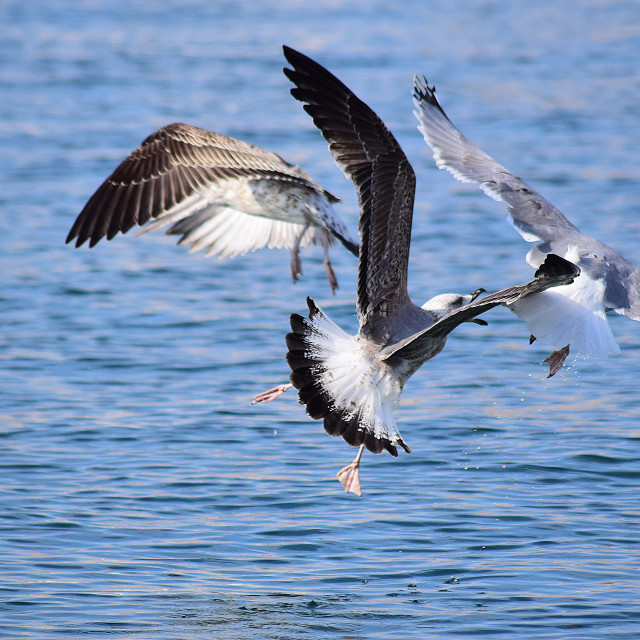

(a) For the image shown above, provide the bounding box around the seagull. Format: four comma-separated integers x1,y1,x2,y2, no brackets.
413,77,640,376
280,46,579,495
66,123,358,292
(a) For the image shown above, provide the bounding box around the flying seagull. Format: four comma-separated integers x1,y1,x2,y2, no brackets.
278,46,579,495
66,123,358,292
413,77,640,375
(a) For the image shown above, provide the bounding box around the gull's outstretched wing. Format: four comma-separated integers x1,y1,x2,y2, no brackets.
380,254,580,361
284,46,416,332
412,77,580,244
66,122,348,252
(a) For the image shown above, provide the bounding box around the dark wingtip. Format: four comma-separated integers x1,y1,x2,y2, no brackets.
534,253,580,280
66,219,88,247
413,75,437,104
282,45,306,82
413,75,455,125
283,45,305,66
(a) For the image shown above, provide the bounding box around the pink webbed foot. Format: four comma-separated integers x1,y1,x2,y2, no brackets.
336,444,365,497
251,383,293,405
544,344,570,378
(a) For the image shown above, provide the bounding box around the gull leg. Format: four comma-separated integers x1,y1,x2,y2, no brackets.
544,344,570,378
337,444,365,497
321,230,339,294
290,223,310,283
251,383,293,405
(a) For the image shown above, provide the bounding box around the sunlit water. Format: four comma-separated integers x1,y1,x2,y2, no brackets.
2,1,640,638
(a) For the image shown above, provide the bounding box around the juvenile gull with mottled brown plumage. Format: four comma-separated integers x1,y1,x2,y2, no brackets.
279,46,579,495
67,123,358,291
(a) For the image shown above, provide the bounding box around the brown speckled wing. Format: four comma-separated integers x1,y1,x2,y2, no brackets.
284,46,415,332
67,122,338,247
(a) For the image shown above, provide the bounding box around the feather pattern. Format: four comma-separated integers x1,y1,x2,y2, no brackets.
412,78,578,241
284,47,414,331
282,47,579,456
67,122,358,288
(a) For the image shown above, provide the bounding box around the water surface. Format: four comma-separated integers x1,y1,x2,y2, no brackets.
2,1,640,638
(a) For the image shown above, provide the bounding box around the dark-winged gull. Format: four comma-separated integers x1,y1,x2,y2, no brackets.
413,77,640,376
66,123,358,292
278,46,579,495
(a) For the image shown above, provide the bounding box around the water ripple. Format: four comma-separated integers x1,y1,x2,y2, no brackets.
2,1,640,638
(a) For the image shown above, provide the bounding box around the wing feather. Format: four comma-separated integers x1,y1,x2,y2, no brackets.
412,77,579,243
67,122,341,247
380,254,580,361
284,46,415,328
161,205,318,259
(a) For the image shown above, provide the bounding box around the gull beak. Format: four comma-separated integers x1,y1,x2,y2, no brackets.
468,288,488,325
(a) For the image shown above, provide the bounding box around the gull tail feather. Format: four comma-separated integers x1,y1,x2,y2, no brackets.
285,298,411,456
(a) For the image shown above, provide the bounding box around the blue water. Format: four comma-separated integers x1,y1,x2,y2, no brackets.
2,1,640,638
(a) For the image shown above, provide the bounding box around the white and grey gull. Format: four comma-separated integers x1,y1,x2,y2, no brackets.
274,46,579,495
66,123,358,292
413,77,640,375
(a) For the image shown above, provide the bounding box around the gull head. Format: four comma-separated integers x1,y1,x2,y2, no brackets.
421,288,487,324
